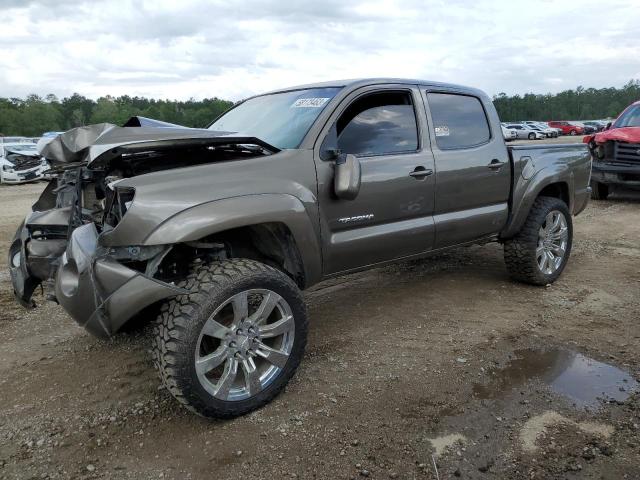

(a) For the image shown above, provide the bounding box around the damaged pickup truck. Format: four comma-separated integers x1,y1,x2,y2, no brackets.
9,79,592,418
585,100,640,199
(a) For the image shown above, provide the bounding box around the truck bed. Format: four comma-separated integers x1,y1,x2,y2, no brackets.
502,142,592,238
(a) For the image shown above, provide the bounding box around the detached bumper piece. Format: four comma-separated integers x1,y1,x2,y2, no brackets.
8,209,70,308
55,224,186,338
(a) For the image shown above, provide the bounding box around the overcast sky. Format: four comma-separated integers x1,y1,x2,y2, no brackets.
1,0,639,101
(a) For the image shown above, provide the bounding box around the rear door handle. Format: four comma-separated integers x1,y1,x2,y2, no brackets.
409,167,433,179
488,159,506,170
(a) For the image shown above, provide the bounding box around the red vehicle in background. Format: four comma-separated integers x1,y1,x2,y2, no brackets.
547,121,584,136
584,100,640,199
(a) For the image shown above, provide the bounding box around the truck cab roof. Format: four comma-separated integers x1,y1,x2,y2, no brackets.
262,78,490,101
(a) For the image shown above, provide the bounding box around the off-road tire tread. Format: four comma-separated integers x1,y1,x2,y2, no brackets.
504,196,573,286
151,258,308,418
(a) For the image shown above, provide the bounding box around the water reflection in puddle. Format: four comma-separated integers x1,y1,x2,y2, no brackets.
474,349,638,409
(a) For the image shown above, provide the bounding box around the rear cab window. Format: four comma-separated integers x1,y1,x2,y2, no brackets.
426,92,491,149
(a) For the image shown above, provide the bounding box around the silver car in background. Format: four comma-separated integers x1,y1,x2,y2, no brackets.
501,125,517,141
503,123,546,140
523,121,559,138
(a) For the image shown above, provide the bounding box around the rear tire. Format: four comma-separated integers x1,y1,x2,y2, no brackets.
504,196,573,286
528,133,536,140
569,130,577,135
590,180,609,200
152,258,308,418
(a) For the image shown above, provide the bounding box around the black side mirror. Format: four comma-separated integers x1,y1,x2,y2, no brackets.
605,122,612,130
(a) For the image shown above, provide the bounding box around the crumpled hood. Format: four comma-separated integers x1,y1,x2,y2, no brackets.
4,148,42,170
38,122,114,164
39,116,279,168
584,126,640,145
4,148,40,159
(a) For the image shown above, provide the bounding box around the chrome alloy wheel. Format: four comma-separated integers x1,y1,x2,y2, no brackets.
195,289,295,401
536,210,569,275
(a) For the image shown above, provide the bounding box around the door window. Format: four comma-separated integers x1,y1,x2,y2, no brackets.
427,93,491,149
337,91,418,156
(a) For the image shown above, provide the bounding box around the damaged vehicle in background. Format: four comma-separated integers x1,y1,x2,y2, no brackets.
9,79,591,419
585,100,640,199
0,140,50,184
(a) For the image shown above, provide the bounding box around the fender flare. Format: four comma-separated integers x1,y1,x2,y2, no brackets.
143,194,322,286
502,166,573,239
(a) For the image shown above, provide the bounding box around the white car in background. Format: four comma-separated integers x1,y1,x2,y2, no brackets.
537,122,562,137
503,124,546,140
0,140,50,184
501,125,517,141
523,121,559,138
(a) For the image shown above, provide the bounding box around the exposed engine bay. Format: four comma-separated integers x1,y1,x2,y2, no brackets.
5,150,43,170
8,117,278,336
61,141,275,233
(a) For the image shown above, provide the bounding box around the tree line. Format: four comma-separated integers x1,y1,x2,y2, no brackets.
0,94,234,137
1,80,639,136
493,80,640,122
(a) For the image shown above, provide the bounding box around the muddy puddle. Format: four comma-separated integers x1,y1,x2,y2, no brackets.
474,348,639,409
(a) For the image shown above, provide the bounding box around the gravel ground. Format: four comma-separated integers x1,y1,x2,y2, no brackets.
0,154,639,479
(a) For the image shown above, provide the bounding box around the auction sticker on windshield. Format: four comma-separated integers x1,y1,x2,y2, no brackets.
291,98,330,108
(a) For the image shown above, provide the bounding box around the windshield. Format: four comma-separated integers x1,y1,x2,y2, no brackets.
614,104,640,128
209,87,342,149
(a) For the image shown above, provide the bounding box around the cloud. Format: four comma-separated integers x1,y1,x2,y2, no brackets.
1,0,639,100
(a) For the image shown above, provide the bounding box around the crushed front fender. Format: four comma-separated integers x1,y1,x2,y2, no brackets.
54,223,187,338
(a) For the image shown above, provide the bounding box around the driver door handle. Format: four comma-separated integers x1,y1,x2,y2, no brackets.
409,167,433,179
488,159,506,170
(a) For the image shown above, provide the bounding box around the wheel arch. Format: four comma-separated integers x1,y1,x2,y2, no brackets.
143,194,322,288
537,182,570,207
502,173,573,239
202,222,308,288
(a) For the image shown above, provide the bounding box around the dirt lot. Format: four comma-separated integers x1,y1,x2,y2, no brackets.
1,148,639,479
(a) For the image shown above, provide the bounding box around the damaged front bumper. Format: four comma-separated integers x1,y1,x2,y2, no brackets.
9,218,186,338
592,161,640,188
2,165,48,184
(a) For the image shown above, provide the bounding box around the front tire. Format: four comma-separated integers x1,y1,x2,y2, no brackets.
528,133,536,140
504,197,573,286
590,180,609,200
152,258,308,418
569,129,577,136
